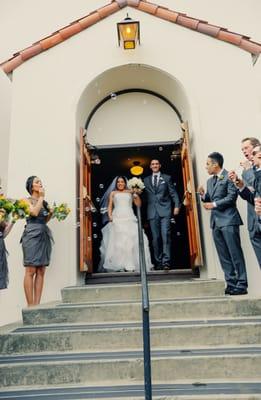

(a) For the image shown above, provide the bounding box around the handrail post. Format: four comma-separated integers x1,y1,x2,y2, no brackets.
136,204,152,400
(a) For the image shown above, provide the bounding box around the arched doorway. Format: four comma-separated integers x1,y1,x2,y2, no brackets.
77,64,202,276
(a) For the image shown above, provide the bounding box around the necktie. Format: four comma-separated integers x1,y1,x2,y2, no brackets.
153,174,158,189
213,175,217,186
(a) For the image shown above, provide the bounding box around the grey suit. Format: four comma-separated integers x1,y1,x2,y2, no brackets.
203,169,247,290
144,173,180,267
239,168,261,267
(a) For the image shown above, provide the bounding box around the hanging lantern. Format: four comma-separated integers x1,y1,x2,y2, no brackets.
117,14,140,50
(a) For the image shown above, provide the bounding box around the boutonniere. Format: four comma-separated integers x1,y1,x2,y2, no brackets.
218,175,224,181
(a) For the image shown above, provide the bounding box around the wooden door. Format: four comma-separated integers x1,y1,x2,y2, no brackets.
79,128,93,272
181,122,203,267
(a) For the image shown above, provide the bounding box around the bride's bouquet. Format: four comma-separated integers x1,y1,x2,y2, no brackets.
51,202,71,221
127,177,145,194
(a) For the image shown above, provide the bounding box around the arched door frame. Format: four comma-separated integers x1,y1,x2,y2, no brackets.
84,88,183,131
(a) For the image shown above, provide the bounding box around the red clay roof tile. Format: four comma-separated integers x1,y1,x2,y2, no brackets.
155,7,178,23
197,23,221,37
116,0,128,7
217,30,242,46
78,12,100,29
138,1,158,14
127,0,140,5
60,23,82,39
240,39,261,55
98,2,120,19
1,55,23,74
176,15,199,30
20,43,42,61
40,32,63,50
1,0,260,74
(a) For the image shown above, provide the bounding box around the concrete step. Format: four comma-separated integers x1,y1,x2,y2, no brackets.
1,348,261,387
1,382,261,399
22,297,261,325
61,280,225,303
1,318,261,354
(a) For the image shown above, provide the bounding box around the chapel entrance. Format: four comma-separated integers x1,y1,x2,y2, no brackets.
79,123,203,275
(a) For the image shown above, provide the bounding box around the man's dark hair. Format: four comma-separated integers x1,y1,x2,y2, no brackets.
241,137,260,147
208,152,224,168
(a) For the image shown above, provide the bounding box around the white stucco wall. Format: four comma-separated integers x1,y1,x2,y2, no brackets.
1,5,261,325
0,71,11,192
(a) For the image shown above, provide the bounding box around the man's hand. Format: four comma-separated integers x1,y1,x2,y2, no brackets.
254,197,261,216
240,160,252,170
228,170,237,182
173,207,180,216
197,185,205,196
203,202,214,210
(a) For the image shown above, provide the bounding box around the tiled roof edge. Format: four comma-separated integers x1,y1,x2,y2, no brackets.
1,0,261,74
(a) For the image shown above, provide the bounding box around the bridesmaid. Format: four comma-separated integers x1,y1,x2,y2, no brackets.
21,176,54,306
0,182,15,290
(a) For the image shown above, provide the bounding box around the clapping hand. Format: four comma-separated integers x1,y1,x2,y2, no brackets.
197,185,205,197
240,160,252,170
173,207,180,216
228,170,237,182
203,202,214,210
254,197,261,216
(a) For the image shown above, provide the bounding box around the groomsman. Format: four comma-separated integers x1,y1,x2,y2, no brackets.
228,144,261,267
198,152,248,295
237,138,261,265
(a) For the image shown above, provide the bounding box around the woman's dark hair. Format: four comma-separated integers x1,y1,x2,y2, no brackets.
115,176,127,189
26,175,49,211
26,176,37,195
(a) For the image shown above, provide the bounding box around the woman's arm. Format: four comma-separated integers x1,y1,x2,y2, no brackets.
3,221,15,238
108,192,114,221
27,188,45,217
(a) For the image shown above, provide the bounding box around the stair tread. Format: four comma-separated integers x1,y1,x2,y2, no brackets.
1,346,261,364
13,317,261,333
23,296,260,311
0,381,261,399
63,279,224,289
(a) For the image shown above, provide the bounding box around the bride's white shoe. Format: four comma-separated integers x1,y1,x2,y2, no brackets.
124,266,136,272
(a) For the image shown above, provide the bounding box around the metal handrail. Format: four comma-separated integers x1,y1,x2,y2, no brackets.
136,204,152,400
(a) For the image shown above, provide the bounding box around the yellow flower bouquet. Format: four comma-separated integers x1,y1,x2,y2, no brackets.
12,199,30,221
0,196,15,222
52,203,71,221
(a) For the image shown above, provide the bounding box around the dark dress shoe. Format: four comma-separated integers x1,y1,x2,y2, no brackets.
163,264,170,271
230,288,248,295
225,287,235,295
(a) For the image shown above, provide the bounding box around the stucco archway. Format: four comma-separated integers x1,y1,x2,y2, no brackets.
75,63,203,275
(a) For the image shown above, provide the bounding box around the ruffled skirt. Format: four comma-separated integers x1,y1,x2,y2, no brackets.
99,216,152,272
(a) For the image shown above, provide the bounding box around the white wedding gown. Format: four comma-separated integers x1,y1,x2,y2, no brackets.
99,192,153,272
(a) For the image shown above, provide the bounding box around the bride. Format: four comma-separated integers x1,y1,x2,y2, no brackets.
99,176,153,272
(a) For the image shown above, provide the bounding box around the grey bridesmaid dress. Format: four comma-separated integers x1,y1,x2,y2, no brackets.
21,203,54,267
0,222,8,289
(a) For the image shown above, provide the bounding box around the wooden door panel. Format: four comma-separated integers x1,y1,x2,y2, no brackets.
181,122,203,267
79,128,93,272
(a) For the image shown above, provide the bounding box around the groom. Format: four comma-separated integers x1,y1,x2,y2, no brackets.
144,159,181,270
